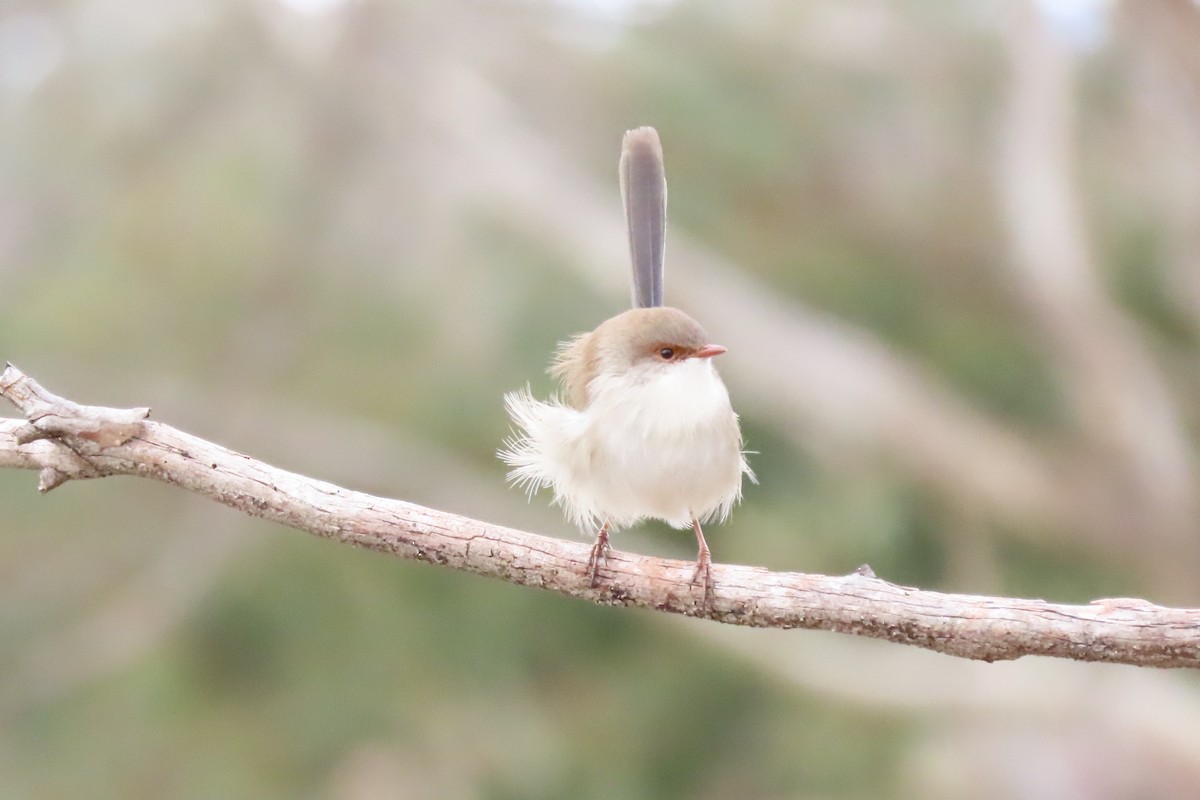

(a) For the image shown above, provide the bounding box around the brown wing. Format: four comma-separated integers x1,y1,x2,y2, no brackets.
548,331,599,410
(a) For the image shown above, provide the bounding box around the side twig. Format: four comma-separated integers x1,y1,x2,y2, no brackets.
2,363,1198,668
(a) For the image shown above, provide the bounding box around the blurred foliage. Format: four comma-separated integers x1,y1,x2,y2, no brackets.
3,0,1200,797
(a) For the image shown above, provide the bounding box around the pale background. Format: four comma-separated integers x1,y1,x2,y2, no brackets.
3,1,1200,797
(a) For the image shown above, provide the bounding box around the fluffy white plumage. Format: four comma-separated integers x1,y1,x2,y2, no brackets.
501,348,752,534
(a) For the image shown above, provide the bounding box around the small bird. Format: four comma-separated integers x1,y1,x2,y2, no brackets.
500,126,752,604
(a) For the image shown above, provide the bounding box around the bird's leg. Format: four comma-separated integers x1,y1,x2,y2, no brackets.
586,520,612,588
690,516,714,608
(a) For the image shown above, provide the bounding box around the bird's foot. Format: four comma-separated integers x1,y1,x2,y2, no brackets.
586,522,612,588
690,550,714,611
689,517,715,611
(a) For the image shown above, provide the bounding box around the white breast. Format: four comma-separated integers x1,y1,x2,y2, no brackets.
501,360,749,533
569,359,747,529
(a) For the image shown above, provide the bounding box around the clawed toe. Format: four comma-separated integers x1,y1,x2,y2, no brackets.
690,517,715,610
586,540,610,587
586,522,612,588
690,552,714,610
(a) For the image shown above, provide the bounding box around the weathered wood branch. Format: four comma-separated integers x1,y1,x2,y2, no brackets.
2,363,1199,668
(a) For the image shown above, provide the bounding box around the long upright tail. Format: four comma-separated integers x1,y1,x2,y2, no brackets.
619,126,667,309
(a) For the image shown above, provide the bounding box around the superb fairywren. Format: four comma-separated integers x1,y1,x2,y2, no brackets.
501,127,752,604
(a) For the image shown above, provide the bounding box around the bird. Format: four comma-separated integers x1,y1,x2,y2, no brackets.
499,126,752,605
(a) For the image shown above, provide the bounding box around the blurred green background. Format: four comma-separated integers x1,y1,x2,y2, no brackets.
4,0,1200,797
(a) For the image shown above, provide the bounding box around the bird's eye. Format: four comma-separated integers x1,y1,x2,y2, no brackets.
659,347,675,360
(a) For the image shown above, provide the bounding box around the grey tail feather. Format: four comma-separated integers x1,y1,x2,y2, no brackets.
620,126,666,308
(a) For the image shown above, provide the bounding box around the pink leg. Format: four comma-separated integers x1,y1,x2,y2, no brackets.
691,516,714,608
586,520,611,588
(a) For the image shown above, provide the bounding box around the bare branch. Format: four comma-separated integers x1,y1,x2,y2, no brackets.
3,364,1199,669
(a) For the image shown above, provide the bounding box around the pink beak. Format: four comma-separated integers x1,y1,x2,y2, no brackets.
693,344,727,359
